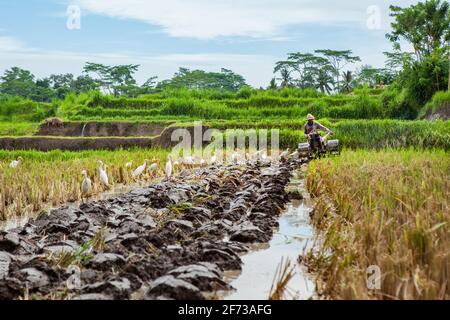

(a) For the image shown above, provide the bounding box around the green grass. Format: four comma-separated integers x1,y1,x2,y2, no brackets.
0,122,39,136
418,91,450,119
210,119,450,150
0,119,448,150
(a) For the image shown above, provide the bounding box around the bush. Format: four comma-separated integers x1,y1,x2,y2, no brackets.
0,96,55,122
418,91,450,120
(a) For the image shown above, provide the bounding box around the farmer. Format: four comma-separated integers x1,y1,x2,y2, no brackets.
304,114,332,150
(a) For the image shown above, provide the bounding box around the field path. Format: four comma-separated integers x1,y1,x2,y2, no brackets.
0,158,309,300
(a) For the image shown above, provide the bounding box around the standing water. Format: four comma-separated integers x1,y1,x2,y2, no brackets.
81,123,88,137
223,168,316,300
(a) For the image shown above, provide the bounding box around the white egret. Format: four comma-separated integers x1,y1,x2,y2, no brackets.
125,161,133,168
290,150,300,159
147,163,158,176
200,158,206,167
279,148,290,160
210,153,217,165
133,159,148,178
97,160,109,189
165,155,173,180
183,156,195,168
81,170,92,202
9,156,23,169
231,152,239,164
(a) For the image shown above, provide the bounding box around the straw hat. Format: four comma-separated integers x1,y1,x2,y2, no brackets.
306,114,315,120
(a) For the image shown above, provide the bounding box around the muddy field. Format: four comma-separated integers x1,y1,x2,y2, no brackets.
37,121,173,137
0,158,306,300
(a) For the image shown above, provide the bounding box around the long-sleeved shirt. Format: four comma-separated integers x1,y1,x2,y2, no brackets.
304,121,331,136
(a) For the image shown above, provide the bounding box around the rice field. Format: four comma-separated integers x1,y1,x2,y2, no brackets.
0,149,171,220
305,149,449,299
0,89,449,300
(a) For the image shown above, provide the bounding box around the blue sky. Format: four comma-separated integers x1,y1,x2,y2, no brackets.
0,0,418,87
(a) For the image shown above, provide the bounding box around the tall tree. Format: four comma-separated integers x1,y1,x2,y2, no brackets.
386,0,449,103
48,73,75,99
273,60,296,88
0,67,36,98
387,0,450,61
268,78,277,90
140,76,158,94
72,75,99,94
83,62,140,96
315,49,361,92
276,67,293,88
158,68,246,91
286,52,320,89
274,54,334,92
341,71,354,93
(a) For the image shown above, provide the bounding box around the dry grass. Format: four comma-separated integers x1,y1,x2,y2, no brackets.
305,149,449,300
0,149,171,220
269,257,296,300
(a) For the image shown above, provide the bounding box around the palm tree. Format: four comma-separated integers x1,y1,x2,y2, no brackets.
277,67,293,88
313,66,334,94
341,71,353,93
268,78,277,90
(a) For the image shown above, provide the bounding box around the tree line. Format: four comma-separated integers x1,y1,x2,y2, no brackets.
272,0,449,108
0,64,247,102
0,0,448,113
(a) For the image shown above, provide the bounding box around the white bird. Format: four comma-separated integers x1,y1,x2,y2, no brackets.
147,163,158,176
200,158,206,166
231,152,239,164
125,161,133,168
183,156,195,167
133,159,148,178
165,155,173,180
81,170,92,202
9,156,23,169
210,153,217,165
290,150,300,159
254,150,266,161
97,160,109,188
279,148,290,160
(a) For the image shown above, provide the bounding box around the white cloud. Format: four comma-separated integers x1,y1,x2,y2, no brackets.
0,48,277,87
73,0,419,39
0,36,25,51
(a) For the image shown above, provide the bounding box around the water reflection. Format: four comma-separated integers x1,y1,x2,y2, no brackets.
223,174,316,300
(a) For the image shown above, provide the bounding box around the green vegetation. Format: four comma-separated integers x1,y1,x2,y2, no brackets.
418,91,450,119
0,122,39,136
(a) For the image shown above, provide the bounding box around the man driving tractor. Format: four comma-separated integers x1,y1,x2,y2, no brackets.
304,114,332,152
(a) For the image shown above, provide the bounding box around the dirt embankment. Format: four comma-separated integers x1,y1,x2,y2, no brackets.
0,159,304,300
0,137,153,152
0,125,210,151
424,102,450,120
37,121,173,137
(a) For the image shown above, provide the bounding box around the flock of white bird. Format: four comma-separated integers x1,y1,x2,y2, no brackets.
9,148,295,203
80,158,163,201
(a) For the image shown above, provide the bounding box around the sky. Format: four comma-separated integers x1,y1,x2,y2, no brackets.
0,0,419,87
